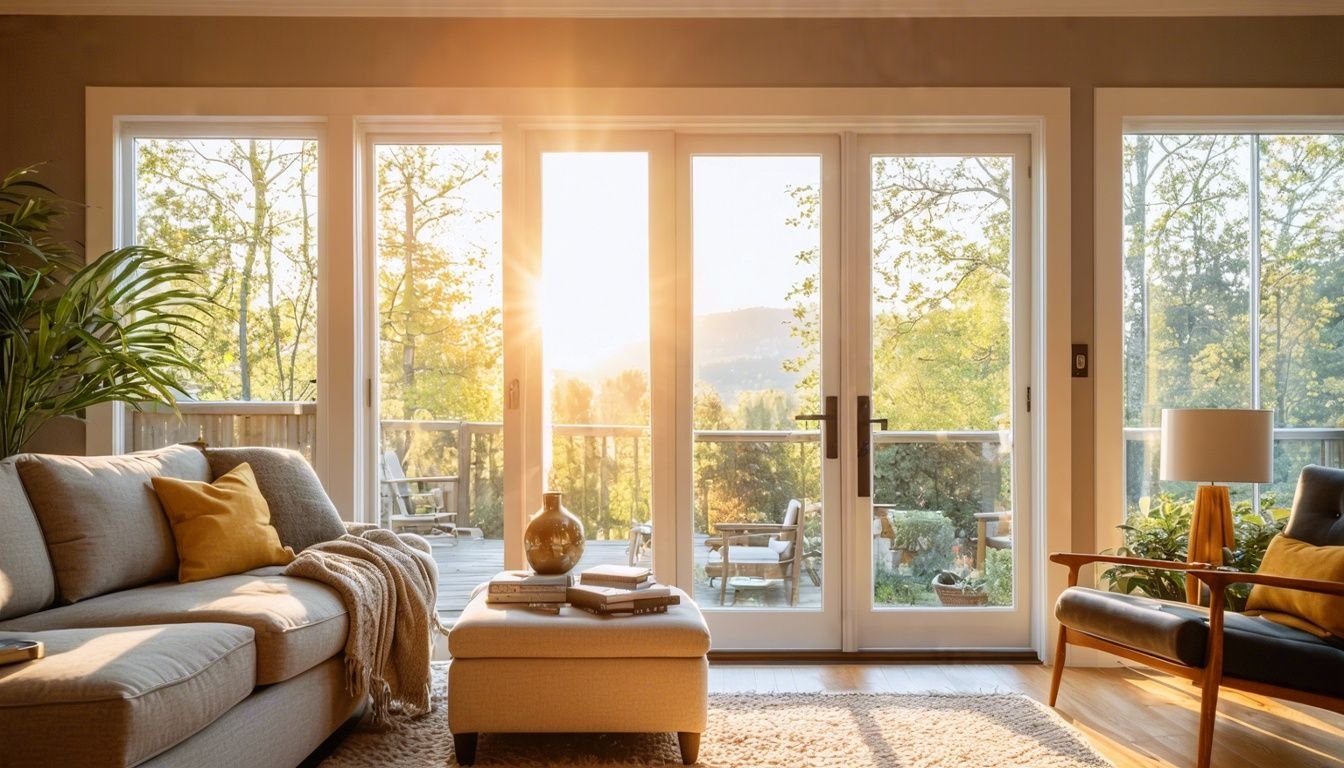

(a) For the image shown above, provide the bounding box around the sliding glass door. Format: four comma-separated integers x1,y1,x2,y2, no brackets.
677,136,843,650
852,135,1033,650
371,129,1034,649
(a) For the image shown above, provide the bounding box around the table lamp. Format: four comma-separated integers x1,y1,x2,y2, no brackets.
1159,408,1273,604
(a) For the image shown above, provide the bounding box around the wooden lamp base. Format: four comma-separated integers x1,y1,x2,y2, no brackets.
1186,483,1234,605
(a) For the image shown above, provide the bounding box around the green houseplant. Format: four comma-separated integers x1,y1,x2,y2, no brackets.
0,166,210,457
1100,492,1288,611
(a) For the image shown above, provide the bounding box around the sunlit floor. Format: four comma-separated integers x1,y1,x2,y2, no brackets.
708,662,1344,768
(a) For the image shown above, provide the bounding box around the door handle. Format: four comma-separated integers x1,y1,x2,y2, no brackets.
794,395,838,460
857,396,888,498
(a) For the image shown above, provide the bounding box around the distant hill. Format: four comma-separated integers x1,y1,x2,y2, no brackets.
571,306,807,407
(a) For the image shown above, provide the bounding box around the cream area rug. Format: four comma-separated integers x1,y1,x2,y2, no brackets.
321,664,1111,767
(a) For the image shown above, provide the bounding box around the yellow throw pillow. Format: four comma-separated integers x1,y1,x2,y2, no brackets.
1245,534,1344,638
152,462,295,583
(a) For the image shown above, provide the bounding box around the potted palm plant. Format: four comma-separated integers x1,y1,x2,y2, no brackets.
0,165,211,457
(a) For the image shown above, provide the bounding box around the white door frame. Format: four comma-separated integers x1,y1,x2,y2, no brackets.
847,133,1034,651
675,134,844,650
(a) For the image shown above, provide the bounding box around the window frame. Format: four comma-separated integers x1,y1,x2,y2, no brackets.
1093,88,1344,560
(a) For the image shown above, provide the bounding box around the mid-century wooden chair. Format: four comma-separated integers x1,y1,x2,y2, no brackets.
1050,465,1344,768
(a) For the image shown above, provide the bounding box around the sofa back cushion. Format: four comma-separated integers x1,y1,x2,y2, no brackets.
204,447,346,552
15,444,211,603
0,459,57,620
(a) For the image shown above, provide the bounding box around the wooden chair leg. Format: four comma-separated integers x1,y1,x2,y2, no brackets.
453,732,478,765
1195,673,1221,768
677,731,701,765
1049,624,1068,707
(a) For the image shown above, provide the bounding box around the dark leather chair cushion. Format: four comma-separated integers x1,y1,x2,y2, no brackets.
1057,587,1344,697
1057,587,1209,665
1223,611,1344,697
1285,465,1344,547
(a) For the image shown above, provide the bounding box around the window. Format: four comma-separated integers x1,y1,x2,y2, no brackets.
129,134,320,458
1122,132,1344,513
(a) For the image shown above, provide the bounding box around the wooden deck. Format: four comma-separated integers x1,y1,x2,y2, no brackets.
429,536,822,618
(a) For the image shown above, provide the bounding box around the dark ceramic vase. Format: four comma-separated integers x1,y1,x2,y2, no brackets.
524,491,585,574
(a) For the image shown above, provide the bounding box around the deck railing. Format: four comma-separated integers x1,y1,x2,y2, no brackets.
132,403,1344,530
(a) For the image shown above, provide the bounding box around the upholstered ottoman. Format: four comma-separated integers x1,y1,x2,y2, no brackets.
447,586,710,765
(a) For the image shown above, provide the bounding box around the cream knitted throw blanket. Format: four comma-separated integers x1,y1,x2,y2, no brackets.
285,529,441,723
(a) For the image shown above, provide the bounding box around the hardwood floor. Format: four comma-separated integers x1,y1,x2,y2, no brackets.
706,662,1344,767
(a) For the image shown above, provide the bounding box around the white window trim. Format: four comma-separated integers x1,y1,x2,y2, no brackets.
1093,88,1344,564
88,86,1071,659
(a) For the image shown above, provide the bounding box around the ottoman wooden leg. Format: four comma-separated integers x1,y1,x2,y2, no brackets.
677,731,700,765
453,732,478,765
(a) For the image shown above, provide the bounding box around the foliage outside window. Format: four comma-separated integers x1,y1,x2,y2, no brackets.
136,138,319,402
1122,134,1344,513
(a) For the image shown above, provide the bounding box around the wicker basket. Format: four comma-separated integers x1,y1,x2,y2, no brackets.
931,576,990,606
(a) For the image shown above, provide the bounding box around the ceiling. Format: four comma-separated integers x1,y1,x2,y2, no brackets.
3,0,1343,17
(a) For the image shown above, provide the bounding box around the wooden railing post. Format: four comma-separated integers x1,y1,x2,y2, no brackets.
456,422,471,520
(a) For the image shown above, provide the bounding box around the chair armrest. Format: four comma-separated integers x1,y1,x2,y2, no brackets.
973,511,1011,522
1050,553,1209,571
1189,569,1344,598
1050,552,1210,589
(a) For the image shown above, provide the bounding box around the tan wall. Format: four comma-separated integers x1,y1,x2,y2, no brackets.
4,15,1342,548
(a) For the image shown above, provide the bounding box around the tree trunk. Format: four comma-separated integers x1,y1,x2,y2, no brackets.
402,165,417,396
239,140,269,401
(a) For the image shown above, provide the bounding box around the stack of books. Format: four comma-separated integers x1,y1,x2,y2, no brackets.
568,565,681,615
485,570,574,613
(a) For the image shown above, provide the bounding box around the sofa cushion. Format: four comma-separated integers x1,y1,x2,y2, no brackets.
153,463,296,583
15,444,211,603
0,623,255,768
1221,609,1344,697
0,459,55,620
205,447,346,552
0,574,347,685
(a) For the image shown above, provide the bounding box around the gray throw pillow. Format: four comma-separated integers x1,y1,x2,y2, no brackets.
204,447,346,552
0,459,57,618
15,444,209,603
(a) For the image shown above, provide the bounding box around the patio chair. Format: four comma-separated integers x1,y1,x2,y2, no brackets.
974,510,1012,568
380,450,458,536
627,520,653,566
704,499,804,606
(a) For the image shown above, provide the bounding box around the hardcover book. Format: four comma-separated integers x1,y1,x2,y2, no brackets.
488,570,574,594
579,565,651,585
570,594,681,616
567,583,672,608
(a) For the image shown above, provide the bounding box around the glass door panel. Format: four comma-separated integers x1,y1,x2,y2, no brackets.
540,151,654,573
681,136,841,650
372,141,503,620
854,135,1032,650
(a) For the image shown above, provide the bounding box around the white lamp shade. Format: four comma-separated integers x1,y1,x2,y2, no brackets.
1160,408,1274,484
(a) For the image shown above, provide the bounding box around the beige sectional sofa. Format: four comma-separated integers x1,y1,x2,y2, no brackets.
0,444,365,768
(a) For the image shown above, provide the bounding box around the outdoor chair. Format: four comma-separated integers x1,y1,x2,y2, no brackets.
379,449,458,536
705,499,805,606
627,521,653,566
974,510,1012,568
1049,465,1344,768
